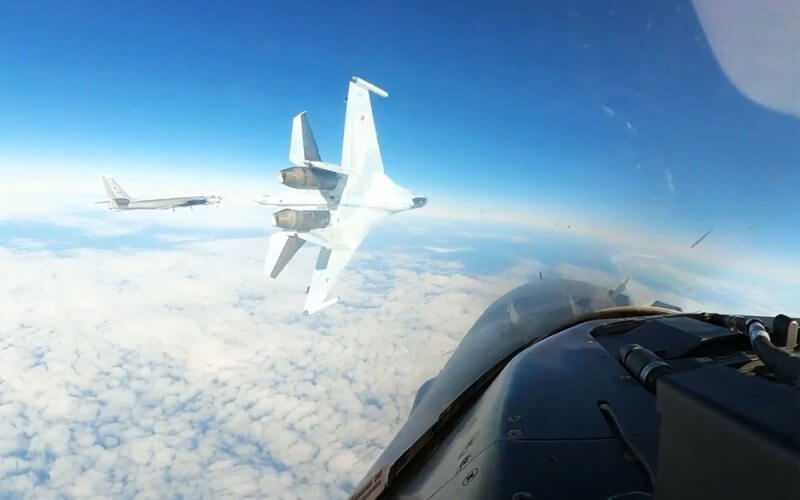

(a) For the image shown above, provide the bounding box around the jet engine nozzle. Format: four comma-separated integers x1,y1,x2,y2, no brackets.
279,167,339,190
272,209,330,231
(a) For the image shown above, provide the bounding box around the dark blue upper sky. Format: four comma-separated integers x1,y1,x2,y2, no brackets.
1,0,798,250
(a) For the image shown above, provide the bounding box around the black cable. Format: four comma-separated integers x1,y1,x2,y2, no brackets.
598,401,656,492
746,320,800,383
710,315,800,383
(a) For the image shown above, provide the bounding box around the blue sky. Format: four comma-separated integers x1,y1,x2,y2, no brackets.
1,0,798,248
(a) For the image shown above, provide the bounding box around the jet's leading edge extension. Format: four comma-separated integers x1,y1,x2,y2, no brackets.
261,77,427,315
99,177,221,211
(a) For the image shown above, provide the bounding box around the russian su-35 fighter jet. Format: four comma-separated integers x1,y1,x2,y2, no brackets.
261,77,427,315
99,177,221,211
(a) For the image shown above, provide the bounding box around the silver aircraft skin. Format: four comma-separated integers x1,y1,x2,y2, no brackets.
261,76,427,315
99,177,221,211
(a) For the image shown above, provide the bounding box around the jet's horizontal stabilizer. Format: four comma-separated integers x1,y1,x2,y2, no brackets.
289,112,321,167
264,232,306,278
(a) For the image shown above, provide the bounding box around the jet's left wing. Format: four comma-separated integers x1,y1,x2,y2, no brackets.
303,207,388,315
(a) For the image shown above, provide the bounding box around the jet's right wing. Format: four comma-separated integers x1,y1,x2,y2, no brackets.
304,207,389,315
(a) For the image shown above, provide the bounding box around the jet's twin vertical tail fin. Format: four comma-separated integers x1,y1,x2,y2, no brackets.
289,112,321,167
338,77,388,206
264,232,306,279
341,77,387,178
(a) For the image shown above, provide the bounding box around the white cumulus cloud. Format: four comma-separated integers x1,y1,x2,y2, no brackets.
0,237,527,498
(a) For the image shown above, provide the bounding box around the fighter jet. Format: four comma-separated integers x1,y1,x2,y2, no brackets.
98,177,221,211
350,279,800,499
261,77,427,315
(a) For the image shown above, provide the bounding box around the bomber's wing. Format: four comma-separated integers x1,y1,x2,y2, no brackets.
303,207,388,315
341,77,388,190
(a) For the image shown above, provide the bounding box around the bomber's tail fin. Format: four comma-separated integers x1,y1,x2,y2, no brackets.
102,177,131,204
289,112,321,167
264,232,306,278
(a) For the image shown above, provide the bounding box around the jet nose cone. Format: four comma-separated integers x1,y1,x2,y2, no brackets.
412,196,427,209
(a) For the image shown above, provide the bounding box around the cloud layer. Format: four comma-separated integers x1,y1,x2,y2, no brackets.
0,238,526,498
